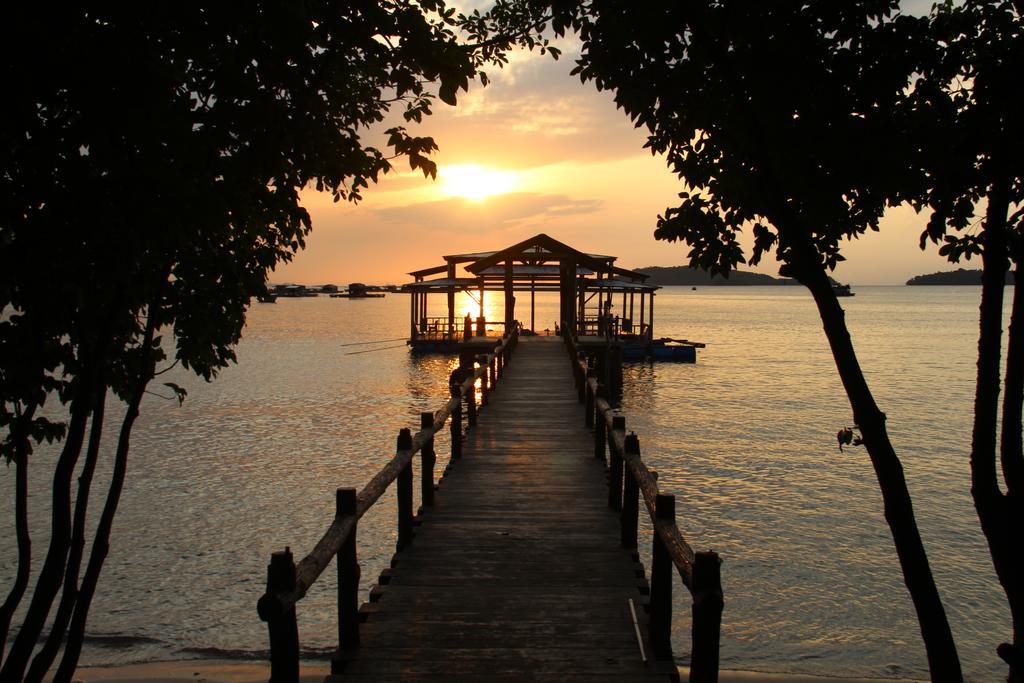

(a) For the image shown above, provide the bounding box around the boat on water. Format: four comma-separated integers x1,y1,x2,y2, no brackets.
331,282,386,299
256,293,277,303
833,283,855,297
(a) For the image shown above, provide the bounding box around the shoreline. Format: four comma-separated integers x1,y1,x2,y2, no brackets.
70,659,926,682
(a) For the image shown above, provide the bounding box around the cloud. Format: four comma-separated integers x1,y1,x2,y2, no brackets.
373,192,603,233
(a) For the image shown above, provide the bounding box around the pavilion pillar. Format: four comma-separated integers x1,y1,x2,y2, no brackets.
447,263,456,339
559,263,569,337
410,282,418,340
419,290,426,333
567,260,577,337
477,282,485,337
576,266,585,336
639,291,646,335
530,279,536,334
649,291,655,339
629,291,635,331
504,259,515,334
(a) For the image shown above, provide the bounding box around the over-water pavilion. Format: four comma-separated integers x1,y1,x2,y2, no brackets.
403,234,685,358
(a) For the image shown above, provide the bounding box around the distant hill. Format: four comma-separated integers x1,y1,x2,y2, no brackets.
906,268,1014,285
636,265,798,286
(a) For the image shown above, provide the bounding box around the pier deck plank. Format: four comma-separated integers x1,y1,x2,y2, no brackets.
330,338,676,681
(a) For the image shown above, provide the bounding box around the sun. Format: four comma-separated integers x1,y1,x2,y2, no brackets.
441,164,517,201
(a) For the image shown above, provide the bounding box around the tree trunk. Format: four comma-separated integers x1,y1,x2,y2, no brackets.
998,263,1024,681
54,313,158,683
797,254,962,681
0,406,37,666
26,386,107,683
972,178,1024,680
1003,262,1024,496
0,377,94,682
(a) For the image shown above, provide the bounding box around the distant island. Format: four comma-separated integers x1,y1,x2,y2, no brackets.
636,265,799,286
906,268,1014,285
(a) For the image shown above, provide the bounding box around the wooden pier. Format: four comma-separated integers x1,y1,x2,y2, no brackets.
257,333,722,682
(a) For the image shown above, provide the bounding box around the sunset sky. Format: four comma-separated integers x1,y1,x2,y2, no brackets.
277,0,955,287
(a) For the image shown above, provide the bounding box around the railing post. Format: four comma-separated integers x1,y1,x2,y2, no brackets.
585,369,596,427
489,353,496,389
466,373,478,426
336,489,360,652
449,377,462,459
396,428,414,551
265,548,299,683
576,352,587,402
478,355,490,406
420,412,436,507
690,551,723,683
594,383,607,461
621,434,640,549
608,415,625,511
650,493,675,659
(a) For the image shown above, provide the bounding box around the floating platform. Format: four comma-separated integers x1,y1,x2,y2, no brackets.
623,338,702,363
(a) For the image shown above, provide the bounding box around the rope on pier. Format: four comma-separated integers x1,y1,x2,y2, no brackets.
338,337,407,347
345,343,408,355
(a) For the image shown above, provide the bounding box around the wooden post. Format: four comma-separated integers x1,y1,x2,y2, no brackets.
585,369,597,427
650,493,675,659
489,353,496,388
265,549,299,683
420,412,436,507
449,375,463,459
336,489,360,650
396,429,414,551
690,551,723,683
608,415,625,511
621,434,640,549
594,383,607,461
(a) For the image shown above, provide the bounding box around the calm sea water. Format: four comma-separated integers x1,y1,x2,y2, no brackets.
0,286,1012,681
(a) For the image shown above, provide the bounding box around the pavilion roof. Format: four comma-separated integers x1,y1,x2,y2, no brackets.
407,234,649,281
582,278,660,291
402,277,482,291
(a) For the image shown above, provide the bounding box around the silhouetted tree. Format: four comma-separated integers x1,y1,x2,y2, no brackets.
485,1,963,678
913,1,1024,678
0,4,550,681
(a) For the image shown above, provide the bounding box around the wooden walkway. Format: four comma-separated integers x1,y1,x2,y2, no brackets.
332,337,678,681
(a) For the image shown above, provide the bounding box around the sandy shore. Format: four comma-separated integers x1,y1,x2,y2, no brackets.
70,659,925,682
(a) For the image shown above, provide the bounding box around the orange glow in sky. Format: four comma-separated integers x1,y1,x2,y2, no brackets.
280,38,958,287
441,164,518,201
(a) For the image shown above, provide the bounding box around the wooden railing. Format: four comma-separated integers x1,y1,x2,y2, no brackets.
256,330,519,682
568,339,724,683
